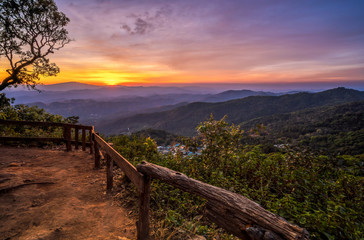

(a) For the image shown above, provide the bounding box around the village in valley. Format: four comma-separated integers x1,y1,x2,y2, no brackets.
157,143,203,157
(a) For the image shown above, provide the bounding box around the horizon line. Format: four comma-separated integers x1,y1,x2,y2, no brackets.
41,79,364,86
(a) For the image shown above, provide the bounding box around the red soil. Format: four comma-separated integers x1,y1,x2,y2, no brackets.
0,146,136,240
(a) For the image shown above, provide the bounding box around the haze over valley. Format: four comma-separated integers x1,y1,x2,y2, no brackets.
5,83,364,142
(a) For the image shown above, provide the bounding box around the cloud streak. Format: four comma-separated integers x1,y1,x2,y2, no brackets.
121,5,172,35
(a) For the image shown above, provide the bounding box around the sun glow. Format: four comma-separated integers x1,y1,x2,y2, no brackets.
105,79,120,86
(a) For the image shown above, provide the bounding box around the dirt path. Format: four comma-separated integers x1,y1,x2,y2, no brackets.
0,146,136,240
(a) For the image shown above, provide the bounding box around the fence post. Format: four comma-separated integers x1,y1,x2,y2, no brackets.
63,125,72,152
106,154,113,191
137,174,151,240
93,136,101,169
75,126,79,150
89,128,94,154
63,125,66,140
82,128,86,151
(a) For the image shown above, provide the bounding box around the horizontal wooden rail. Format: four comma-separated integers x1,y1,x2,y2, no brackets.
0,119,92,130
0,120,93,152
0,136,92,146
93,133,144,192
137,161,309,240
0,137,91,146
0,136,64,142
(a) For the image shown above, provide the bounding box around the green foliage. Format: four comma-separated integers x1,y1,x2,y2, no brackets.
241,100,364,155
111,115,363,240
0,93,78,138
0,92,14,107
192,114,243,177
133,128,179,146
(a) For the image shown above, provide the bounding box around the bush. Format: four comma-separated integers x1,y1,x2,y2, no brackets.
0,93,79,139
110,116,363,239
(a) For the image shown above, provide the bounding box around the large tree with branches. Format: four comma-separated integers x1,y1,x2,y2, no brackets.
0,0,70,91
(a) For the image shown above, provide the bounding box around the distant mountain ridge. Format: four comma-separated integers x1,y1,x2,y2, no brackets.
4,82,294,104
30,94,206,124
97,88,364,136
4,83,219,104
201,89,276,102
16,89,279,123
37,82,103,91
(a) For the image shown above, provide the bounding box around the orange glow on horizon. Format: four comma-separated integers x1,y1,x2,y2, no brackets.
1,59,363,87
104,79,121,86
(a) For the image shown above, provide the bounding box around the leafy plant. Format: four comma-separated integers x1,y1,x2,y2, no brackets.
0,93,78,139
111,115,363,239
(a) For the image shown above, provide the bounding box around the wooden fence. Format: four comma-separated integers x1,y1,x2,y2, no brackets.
0,120,309,240
92,133,309,240
0,119,93,153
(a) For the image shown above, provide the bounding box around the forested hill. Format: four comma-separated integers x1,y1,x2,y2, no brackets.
241,100,364,155
98,87,364,136
201,89,276,102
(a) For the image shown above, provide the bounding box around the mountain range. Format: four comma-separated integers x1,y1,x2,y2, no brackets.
97,88,364,136
3,82,218,104
5,83,363,142
5,84,279,124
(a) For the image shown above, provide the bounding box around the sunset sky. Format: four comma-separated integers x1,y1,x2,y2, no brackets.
1,0,364,87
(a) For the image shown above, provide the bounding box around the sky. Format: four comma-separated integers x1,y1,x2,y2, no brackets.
1,0,364,88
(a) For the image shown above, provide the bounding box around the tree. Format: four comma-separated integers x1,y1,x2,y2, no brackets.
195,114,243,173
0,0,70,91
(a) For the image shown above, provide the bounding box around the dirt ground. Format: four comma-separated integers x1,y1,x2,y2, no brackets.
0,146,136,240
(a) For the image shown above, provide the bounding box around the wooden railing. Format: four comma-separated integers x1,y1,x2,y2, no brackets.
0,120,309,240
136,162,309,240
0,119,93,153
93,133,150,239
93,132,309,240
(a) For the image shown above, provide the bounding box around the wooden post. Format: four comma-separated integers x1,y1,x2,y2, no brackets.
93,139,101,169
64,125,72,152
75,126,79,150
67,126,72,151
137,174,151,240
89,128,94,154
106,154,113,191
82,128,86,151
63,125,66,140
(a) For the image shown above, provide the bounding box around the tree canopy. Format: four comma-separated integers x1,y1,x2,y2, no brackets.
0,0,70,91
